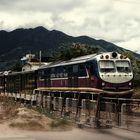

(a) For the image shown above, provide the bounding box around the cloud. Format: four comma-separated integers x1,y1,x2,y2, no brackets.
0,0,85,13
0,20,4,28
0,0,140,53
0,12,54,30
116,37,140,53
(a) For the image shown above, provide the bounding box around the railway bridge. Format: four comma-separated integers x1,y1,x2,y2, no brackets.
0,88,140,133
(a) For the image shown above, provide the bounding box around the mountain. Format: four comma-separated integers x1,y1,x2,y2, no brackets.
0,26,139,70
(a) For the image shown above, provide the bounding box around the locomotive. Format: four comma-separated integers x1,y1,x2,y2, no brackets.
0,52,133,98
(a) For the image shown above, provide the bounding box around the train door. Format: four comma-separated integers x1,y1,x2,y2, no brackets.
86,61,98,88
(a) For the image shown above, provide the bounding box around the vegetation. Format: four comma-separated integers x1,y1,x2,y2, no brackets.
124,51,140,98
0,97,19,119
9,121,44,130
123,51,140,88
133,61,140,87
0,97,73,130
51,43,99,61
49,118,71,128
11,61,22,71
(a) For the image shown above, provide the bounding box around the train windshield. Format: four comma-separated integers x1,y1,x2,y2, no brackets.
116,60,131,73
99,60,115,73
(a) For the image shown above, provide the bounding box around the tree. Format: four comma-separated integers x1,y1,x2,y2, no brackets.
11,61,22,72
123,51,140,87
51,43,99,61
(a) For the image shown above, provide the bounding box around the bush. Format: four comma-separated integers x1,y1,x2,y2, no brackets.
49,118,71,128
9,121,44,130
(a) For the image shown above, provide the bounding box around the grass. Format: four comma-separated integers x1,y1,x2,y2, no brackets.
9,120,44,130
0,96,73,131
0,97,19,119
49,118,71,128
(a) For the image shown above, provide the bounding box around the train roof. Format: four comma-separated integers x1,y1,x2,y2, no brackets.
0,69,36,76
39,53,99,69
0,51,130,76
39,51,131,69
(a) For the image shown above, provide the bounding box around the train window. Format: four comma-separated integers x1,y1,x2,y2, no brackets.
50,73,55,78
86,62,94,76
56,67,63,78
38,70,45,79
44,69,50,78
59,67,64,78
79,64,87,76
50,66,68,78
51,67,55,73
68,66,73,76
63,66,68,77
41,70,44,76
116,60,131,73
73,65,78,73
99,60,115,73
50,67,56,78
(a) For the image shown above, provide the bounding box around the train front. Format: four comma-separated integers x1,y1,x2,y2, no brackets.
96,52,133,97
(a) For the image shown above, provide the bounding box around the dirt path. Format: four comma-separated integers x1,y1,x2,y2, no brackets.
0,125,140,140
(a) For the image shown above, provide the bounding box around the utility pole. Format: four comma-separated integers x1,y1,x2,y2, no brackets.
39,51,42,62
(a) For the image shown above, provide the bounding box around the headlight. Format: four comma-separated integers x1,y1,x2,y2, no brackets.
112,52,117,58
102,82,105,86
105,55,109,59
129,82,132,86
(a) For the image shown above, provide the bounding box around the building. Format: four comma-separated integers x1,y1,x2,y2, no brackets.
22,62,48,71
21,53,50,72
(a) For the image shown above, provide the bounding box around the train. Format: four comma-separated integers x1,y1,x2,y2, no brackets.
0,52,134,100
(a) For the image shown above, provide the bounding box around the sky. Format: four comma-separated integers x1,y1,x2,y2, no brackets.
0,0,140,53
